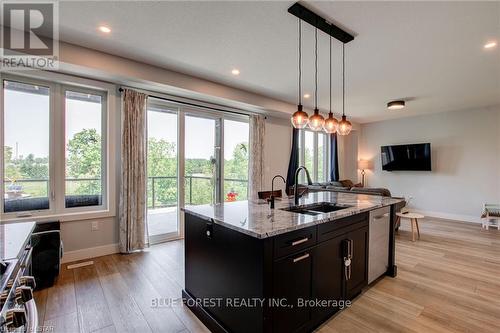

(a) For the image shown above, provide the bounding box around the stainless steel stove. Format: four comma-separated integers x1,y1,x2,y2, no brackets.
0,244,37,332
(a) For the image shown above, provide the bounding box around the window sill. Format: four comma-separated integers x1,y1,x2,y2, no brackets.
1,209,116,223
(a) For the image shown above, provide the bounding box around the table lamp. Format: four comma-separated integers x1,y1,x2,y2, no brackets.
358,160,371,187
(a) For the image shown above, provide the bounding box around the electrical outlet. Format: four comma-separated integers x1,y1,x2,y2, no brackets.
91,221,99,231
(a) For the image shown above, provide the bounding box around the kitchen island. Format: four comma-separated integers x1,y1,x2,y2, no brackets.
183,191,405,333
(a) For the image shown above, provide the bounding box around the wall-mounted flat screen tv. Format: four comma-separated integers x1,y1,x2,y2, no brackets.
381,143,431,171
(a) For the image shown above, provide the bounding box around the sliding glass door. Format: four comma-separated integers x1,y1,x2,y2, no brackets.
223,119,249,202
184,114,219,206
147,103,179,243
146,99,249,244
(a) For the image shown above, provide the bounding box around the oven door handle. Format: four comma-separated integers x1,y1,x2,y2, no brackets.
24,299,38,333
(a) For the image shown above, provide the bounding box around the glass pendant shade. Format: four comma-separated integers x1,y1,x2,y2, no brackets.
323,112,338,134
308,108,325,131
291,105,309,129
337,115,352,136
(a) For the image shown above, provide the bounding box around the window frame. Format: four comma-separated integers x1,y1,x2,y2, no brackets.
61,85,108,213
298,129,330,183
144,97,249,242
1,75,56,217
0,72,117,222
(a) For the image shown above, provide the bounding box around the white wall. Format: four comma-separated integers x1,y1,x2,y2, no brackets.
338,131,359,181
359,106,500,222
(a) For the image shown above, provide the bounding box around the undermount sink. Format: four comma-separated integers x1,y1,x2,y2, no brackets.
281,202,352,215
281,206,321,216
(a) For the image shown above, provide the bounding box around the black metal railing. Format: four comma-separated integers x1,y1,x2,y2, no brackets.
4,176,248,208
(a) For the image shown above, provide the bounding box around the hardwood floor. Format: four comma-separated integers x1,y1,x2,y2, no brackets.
34,218,500,333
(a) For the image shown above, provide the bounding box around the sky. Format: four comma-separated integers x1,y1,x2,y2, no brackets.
4,87,248,163
147,110,249,160
4,89,50,158
4,88,102,159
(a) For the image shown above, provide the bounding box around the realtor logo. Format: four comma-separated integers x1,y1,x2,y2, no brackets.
1,1,59,70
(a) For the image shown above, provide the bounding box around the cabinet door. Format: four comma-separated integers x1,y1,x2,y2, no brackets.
273,251,312,333
346,226,369,299
312,234,344,321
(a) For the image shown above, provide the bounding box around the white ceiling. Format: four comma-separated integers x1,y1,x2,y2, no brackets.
56,1,500,123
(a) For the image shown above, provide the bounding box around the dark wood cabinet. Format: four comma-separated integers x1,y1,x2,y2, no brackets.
183,209,391,333
273,251,313,333
345,226,369,299
312,234,344,321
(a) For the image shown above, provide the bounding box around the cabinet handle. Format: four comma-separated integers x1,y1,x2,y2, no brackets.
293,253,310,263
291,237,309,246
373,213,389,220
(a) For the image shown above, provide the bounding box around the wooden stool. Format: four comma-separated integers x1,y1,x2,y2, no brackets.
396,212,424,242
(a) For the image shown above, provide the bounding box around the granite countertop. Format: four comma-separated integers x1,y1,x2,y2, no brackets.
0,221,36,260
183,191,404,239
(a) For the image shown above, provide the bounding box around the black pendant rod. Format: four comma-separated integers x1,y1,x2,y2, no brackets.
342,43,345,117
314,27,318,111
288,2,355,44
298,19,302,106
329,35,332,114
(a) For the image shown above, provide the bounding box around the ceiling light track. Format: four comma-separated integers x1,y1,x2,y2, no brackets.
287,3,355,44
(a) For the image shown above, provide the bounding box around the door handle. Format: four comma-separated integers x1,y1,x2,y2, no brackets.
343,239,353,280
206,222,213,239
292,253,310,263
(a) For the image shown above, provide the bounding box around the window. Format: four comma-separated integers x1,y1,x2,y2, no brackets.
184,115,217,206
3,80,50,213
317,133,327,182
299,130,329,183
1,74,112,220
146,104,179,239
304,131,314,178
223,119,249,202
65,90,105,208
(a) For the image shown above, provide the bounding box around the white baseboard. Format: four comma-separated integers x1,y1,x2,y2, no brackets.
413,209,482,224
62,243,119,264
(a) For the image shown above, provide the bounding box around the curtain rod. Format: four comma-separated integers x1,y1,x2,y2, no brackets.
118,87,265,118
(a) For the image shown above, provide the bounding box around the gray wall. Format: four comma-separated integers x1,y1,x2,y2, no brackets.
359,106,500,222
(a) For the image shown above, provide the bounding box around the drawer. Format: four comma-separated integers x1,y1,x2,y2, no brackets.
318,213,368,243
273,226,317,259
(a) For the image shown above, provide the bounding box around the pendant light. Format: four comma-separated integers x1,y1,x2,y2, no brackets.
291,19,309,129
308,27,325,131
337,43,352,136
323,35,338,134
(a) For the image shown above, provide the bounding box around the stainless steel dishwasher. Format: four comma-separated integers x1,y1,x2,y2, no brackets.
368,206,390,284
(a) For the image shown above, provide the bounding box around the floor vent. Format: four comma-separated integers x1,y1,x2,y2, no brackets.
67,260,94,269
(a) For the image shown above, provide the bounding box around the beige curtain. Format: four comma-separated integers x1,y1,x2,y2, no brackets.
119,89,148,253
248,114,265,200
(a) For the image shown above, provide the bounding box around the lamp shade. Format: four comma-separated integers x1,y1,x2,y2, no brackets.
337,115,352,136
291,105,309,129
323,112,338,134
358,160,371,170
308,108,325,131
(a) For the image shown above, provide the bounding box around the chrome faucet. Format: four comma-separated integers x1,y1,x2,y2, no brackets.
294,166,313,206
270,175,286,209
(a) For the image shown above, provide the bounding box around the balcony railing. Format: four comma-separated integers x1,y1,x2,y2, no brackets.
4,176,248,209
149,175,248,208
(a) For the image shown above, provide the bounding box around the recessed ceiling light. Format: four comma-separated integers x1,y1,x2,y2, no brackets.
387,100,405,110
98,26,111,34
484,41,497,49
303,93,310,99
231,69,240,75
